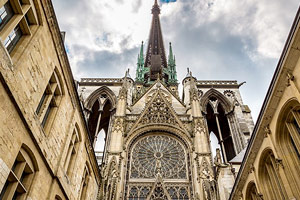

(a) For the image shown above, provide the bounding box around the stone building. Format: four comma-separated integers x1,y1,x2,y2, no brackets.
229,6,300,200
78,1,255,199
0,0,299,199
0,0,99,199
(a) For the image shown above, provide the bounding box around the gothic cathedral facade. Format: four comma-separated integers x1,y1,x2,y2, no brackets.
79,1,254,199
1,0,300,199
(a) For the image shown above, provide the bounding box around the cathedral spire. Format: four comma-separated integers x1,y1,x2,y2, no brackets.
136,41,145,82
144,0,168,82
168,42,177,83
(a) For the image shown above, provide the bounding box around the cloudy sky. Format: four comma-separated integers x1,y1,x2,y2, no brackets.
52,0,299,123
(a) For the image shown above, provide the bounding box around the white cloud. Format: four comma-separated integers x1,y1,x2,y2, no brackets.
52,0,299,121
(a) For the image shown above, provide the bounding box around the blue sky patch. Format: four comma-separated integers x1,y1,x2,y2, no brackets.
160,0,176,3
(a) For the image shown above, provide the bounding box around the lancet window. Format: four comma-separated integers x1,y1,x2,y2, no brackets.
64,124,81,179
87,92,113,148
276,100,300,198
259,150,287,200
206,97,236,162
36,69,63,133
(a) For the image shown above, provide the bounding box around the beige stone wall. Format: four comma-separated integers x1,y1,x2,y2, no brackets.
230,8,300,200
0,0,99,199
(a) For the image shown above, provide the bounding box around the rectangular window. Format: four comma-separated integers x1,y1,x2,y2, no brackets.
65,130,79,177
36,70,63,132
4,25,22,53
80,165,90,199
41,103,51,127
0,2,13,30
0,0,39,54
36,91,46,114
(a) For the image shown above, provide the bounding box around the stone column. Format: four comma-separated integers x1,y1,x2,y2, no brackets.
215,113,228,163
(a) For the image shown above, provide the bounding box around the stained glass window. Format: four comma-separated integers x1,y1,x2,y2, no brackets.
126,134,190,199
130,135,187,179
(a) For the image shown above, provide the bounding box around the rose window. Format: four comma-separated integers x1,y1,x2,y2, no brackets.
130,135,187,179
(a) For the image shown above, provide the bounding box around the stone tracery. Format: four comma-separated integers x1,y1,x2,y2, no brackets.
130,135,187,179
126,134,190,199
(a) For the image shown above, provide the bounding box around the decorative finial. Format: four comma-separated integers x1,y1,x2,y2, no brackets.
152,0,160,14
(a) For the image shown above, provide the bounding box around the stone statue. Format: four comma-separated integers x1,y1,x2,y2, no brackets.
214,148,222,166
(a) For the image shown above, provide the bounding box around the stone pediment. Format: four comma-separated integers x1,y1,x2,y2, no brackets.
129,88,188,133
131,80,186,115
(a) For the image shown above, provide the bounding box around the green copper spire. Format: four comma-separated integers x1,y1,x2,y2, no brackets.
168,42,174,65
168,42,177,83
136,41,146,82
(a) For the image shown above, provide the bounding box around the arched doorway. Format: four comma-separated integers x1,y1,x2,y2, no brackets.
125,132,191,200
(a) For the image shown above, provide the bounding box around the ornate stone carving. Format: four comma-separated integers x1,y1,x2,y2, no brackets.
140,93,178,125
199,157,212,180
118,87,127,100
286,72,295,87
202,179,219,200
198,156,219,200
147,172,171,200
100,156,119,200
214,148,226,168
249,164,255,174
193,117,206,135
125,134,191,199
208,99,219,113
224,90,239,106
198,89,203,98
130,135,187,179
190,88,200,101
264,124,271,138
111,117,125,133
275,158,284,170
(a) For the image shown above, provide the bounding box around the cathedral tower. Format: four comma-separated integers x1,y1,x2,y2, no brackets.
78,1,254,199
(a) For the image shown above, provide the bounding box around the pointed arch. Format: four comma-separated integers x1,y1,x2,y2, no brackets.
84,86,116,111
205,94,236,162
258,148,288,200
245,181,260,200
21,143,39,171
275,98,300,198
125,131,192,199
200,88,233,114
85,86,115,145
